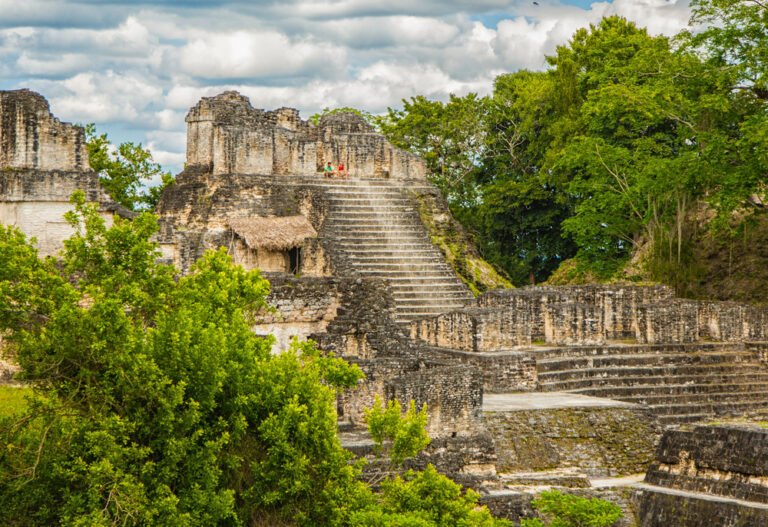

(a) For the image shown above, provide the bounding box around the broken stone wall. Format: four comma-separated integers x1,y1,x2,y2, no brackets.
185,91,426,180
0,90,89,172
421,347,537,393
635,424,768,526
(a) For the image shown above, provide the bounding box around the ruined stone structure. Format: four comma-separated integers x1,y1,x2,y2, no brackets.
3,89,768,525
634,424,768,526
411,285,768,425
186,91,425,180
0,89,116,256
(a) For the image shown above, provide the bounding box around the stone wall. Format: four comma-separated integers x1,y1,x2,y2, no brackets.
421,347,537,393
185,91,425,180
0,91,116,257
157,172,332,273
416,285,768,351
476,285,674,345
257,273,485,438
0,90,88,172
634,489,768,527
644,425,768,503
635,424,768,526
484,405,661,477
389,363,484,438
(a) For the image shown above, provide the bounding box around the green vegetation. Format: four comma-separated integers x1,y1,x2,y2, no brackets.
85,124,174,211
520,490,623,527
309,107,378,127
0,386,29,418
365,396,430,467
378,1,768,300
413,191,512,294
0,193,508,526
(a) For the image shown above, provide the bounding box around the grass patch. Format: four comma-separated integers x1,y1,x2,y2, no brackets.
0,385,31,418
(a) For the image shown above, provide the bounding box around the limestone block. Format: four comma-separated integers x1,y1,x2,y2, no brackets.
185,91,426,180
698,301,747,342
638,425,768,526
636,300,699,344
389,364,483,438
543,302,605,346
0,90,89,171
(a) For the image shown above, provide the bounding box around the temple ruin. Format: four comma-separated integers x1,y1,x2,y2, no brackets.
3,88,768,526
0,89,118,256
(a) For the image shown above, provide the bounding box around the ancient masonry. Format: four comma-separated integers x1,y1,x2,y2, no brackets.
3,89,768,526
0,90,120,256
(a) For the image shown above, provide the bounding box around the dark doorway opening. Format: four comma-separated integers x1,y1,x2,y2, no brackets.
288,247,301,274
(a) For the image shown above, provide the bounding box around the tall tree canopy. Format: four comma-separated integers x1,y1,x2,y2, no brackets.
85,124,174,211
380,6,767,289
0,194,509,526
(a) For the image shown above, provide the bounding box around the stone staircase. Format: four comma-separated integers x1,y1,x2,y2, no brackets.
307,177,473,323
533,343,768,425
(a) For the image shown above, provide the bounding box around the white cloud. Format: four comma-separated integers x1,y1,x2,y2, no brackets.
43,71,164,124
0,0,695,175
177,30,347,79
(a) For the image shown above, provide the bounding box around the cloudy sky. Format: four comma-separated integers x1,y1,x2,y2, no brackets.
0,0,692,173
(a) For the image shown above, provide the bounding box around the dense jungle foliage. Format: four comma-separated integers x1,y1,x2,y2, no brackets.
377,1,768,301
0,193,512,526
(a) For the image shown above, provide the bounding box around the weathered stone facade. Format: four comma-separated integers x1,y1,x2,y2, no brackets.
186,91,425,180
0,90,88,172
635,425,768,526
5,88,768,523
0,90,117,256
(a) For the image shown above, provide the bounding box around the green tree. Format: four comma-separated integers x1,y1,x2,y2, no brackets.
310,107,378,127
364,396,430,468
378,93,489,208
0,195,510,526
85,124,174,211
475,70,577,284
520,490,623,527
0,193,365,526
350,465,510,527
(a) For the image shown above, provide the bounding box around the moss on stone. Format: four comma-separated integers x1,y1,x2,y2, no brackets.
409,190,512,295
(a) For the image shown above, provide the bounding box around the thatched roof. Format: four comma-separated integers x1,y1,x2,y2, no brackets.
229,216,316,251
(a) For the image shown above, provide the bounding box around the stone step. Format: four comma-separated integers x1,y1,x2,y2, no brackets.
386,281,469,291
328,207,421,219
327,206,416,213
618,389,768,407
332,233,431,241
326,216,420,224
391,290,472,299
647,399,768,417
344,252,442,260
656,413,714,425
572,381,768,398
538,363,764,384
537,351,756,372
530,342,742,360
326,223,426,231
542,371,768,391
347,254,446,261
393,295,474,309
326,196,413,203
350,264,455,273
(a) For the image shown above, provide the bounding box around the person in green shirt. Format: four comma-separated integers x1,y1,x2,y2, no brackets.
324,161,335,178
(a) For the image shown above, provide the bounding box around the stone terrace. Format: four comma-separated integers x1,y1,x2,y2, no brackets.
314,177,474,322
411,285,768,426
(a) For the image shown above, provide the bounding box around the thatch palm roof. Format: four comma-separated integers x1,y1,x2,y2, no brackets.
229,216,316,251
